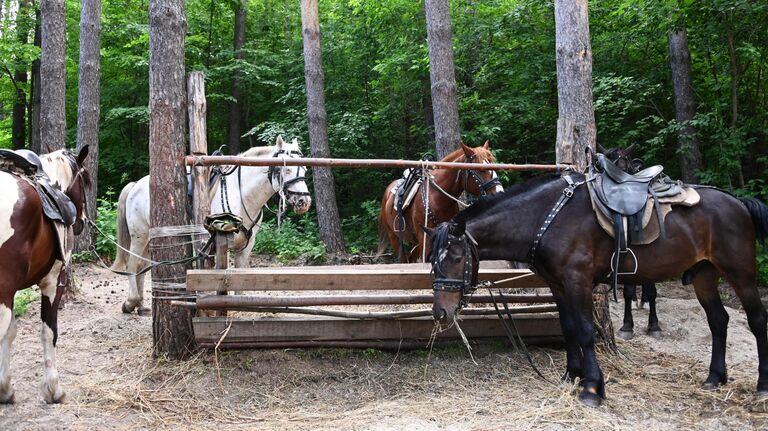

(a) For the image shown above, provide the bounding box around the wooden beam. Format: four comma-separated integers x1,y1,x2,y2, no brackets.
193,314,562,347
185,155,562,172
187,266,547,292
195,293,554,308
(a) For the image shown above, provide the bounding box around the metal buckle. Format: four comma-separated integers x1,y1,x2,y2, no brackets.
563,186,574,198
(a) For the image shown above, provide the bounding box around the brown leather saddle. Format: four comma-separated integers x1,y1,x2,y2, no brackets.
0,149,77,226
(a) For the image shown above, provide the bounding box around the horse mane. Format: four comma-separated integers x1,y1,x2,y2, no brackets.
240,146,277,157
453,174,561,226
441,145,495,163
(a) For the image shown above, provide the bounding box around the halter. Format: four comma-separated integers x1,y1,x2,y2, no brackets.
267,149,311,199
431,230,480,301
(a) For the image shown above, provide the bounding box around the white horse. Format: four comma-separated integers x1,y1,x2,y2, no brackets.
111,136,312,315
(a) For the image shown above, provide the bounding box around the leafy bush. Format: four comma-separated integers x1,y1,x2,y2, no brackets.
342,200,381,254
758,248,768,287
94,189,119,258
252,216,326,263
14,288,40,317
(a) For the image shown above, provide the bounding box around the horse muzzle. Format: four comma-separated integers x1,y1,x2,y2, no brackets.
432,290,462,323
291,196,312,215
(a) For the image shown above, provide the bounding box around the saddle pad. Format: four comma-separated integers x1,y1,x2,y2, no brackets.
592,187,700,245
391,177,423,212
54,221,73,265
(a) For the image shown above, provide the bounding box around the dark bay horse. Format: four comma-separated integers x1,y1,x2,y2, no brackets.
427,174,768,406
0,147,91,404
377,142,502,262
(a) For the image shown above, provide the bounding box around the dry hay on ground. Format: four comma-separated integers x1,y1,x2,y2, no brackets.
1,264,767,430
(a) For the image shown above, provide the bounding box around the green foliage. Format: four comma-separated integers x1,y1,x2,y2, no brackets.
342,200,381,253
758,248,768,287
252,216,326,263
13,288,40,317
94,190,119,258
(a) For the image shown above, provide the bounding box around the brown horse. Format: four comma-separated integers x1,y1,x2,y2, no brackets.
377,142,502,262
427,173,768,406
0,147,91,404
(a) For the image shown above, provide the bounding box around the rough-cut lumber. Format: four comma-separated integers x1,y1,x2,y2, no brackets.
195,293,555,308
187,266,547,292
193,314,562,348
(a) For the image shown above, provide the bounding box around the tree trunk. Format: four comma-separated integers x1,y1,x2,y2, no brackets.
554,0,596,171
149,0,194,359
723,13,745,188
12,0,32,150
424,0,460,160
227,0,247,154
73,0,101,254
668,28,703,184
39,0,67,152
553,0,614,351
29,5,41,152
299,0,345,253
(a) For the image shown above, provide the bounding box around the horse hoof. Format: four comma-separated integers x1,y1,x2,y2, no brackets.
647,330,662,339
617,330,634,340
0,391,15,404
45,391,67,404
578,391,602,407
137,307,151,317
756,390,768,400
702,381,720,391
122,302,135,314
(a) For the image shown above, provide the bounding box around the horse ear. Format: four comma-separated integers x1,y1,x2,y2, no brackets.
460,142,473,156
422,225,434,237
292,138,299,146
483,140,490,150
76,145,90,165
625,143,637,156
276,135,285,148
448,222,465,236
597,143,607,153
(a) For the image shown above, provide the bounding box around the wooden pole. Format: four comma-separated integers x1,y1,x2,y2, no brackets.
185,155,561,172
188,71,210,231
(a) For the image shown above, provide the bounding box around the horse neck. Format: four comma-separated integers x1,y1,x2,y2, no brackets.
465,181,562,262
429,152,468,200
211,166,274,221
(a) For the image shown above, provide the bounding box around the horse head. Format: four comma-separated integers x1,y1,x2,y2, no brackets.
426,221,479,323
270,136,312,215
459,141,504,196
597,143,640,174
41,146,92,235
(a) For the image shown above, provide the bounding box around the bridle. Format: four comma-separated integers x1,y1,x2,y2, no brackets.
461,153,501,197
431,228,480,306
267,148,311,200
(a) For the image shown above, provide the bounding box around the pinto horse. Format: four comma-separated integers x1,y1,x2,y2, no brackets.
0,147,91,404
377,142,503,262
427,174,768,406
112,136,311,315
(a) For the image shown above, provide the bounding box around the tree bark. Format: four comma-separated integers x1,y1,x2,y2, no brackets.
668,28,703,183
149,0,195,359
39,0,67,152
299,0,345,253
424,0,460,160
227,0,247,155
12,0,33,150
29,5,41,152
554,0,596,171
73,0,101,254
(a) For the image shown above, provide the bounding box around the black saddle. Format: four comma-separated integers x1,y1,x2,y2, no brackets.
594,153,664,216
0,149,77,226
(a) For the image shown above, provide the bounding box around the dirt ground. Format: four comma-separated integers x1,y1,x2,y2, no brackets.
1,263,768,430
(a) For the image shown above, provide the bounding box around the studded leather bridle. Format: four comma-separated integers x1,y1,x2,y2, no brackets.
430,228,480,305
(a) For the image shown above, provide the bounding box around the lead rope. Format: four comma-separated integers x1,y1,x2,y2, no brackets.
421,161,431,263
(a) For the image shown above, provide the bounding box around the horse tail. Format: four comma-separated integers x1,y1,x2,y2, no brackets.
111,181,136,271
739,197,768,245
376,220,390,257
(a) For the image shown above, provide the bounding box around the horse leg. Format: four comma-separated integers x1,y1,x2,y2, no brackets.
39,262,66,404
564,280,605,406
691,263,730,390
123,235,150,316
618,284,636,339
0,298,17,404
645,283,662,337
550,286,583,383
721,267,768,394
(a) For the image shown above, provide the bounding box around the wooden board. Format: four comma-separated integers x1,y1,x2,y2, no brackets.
193,314,562,348
187,265,548,292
